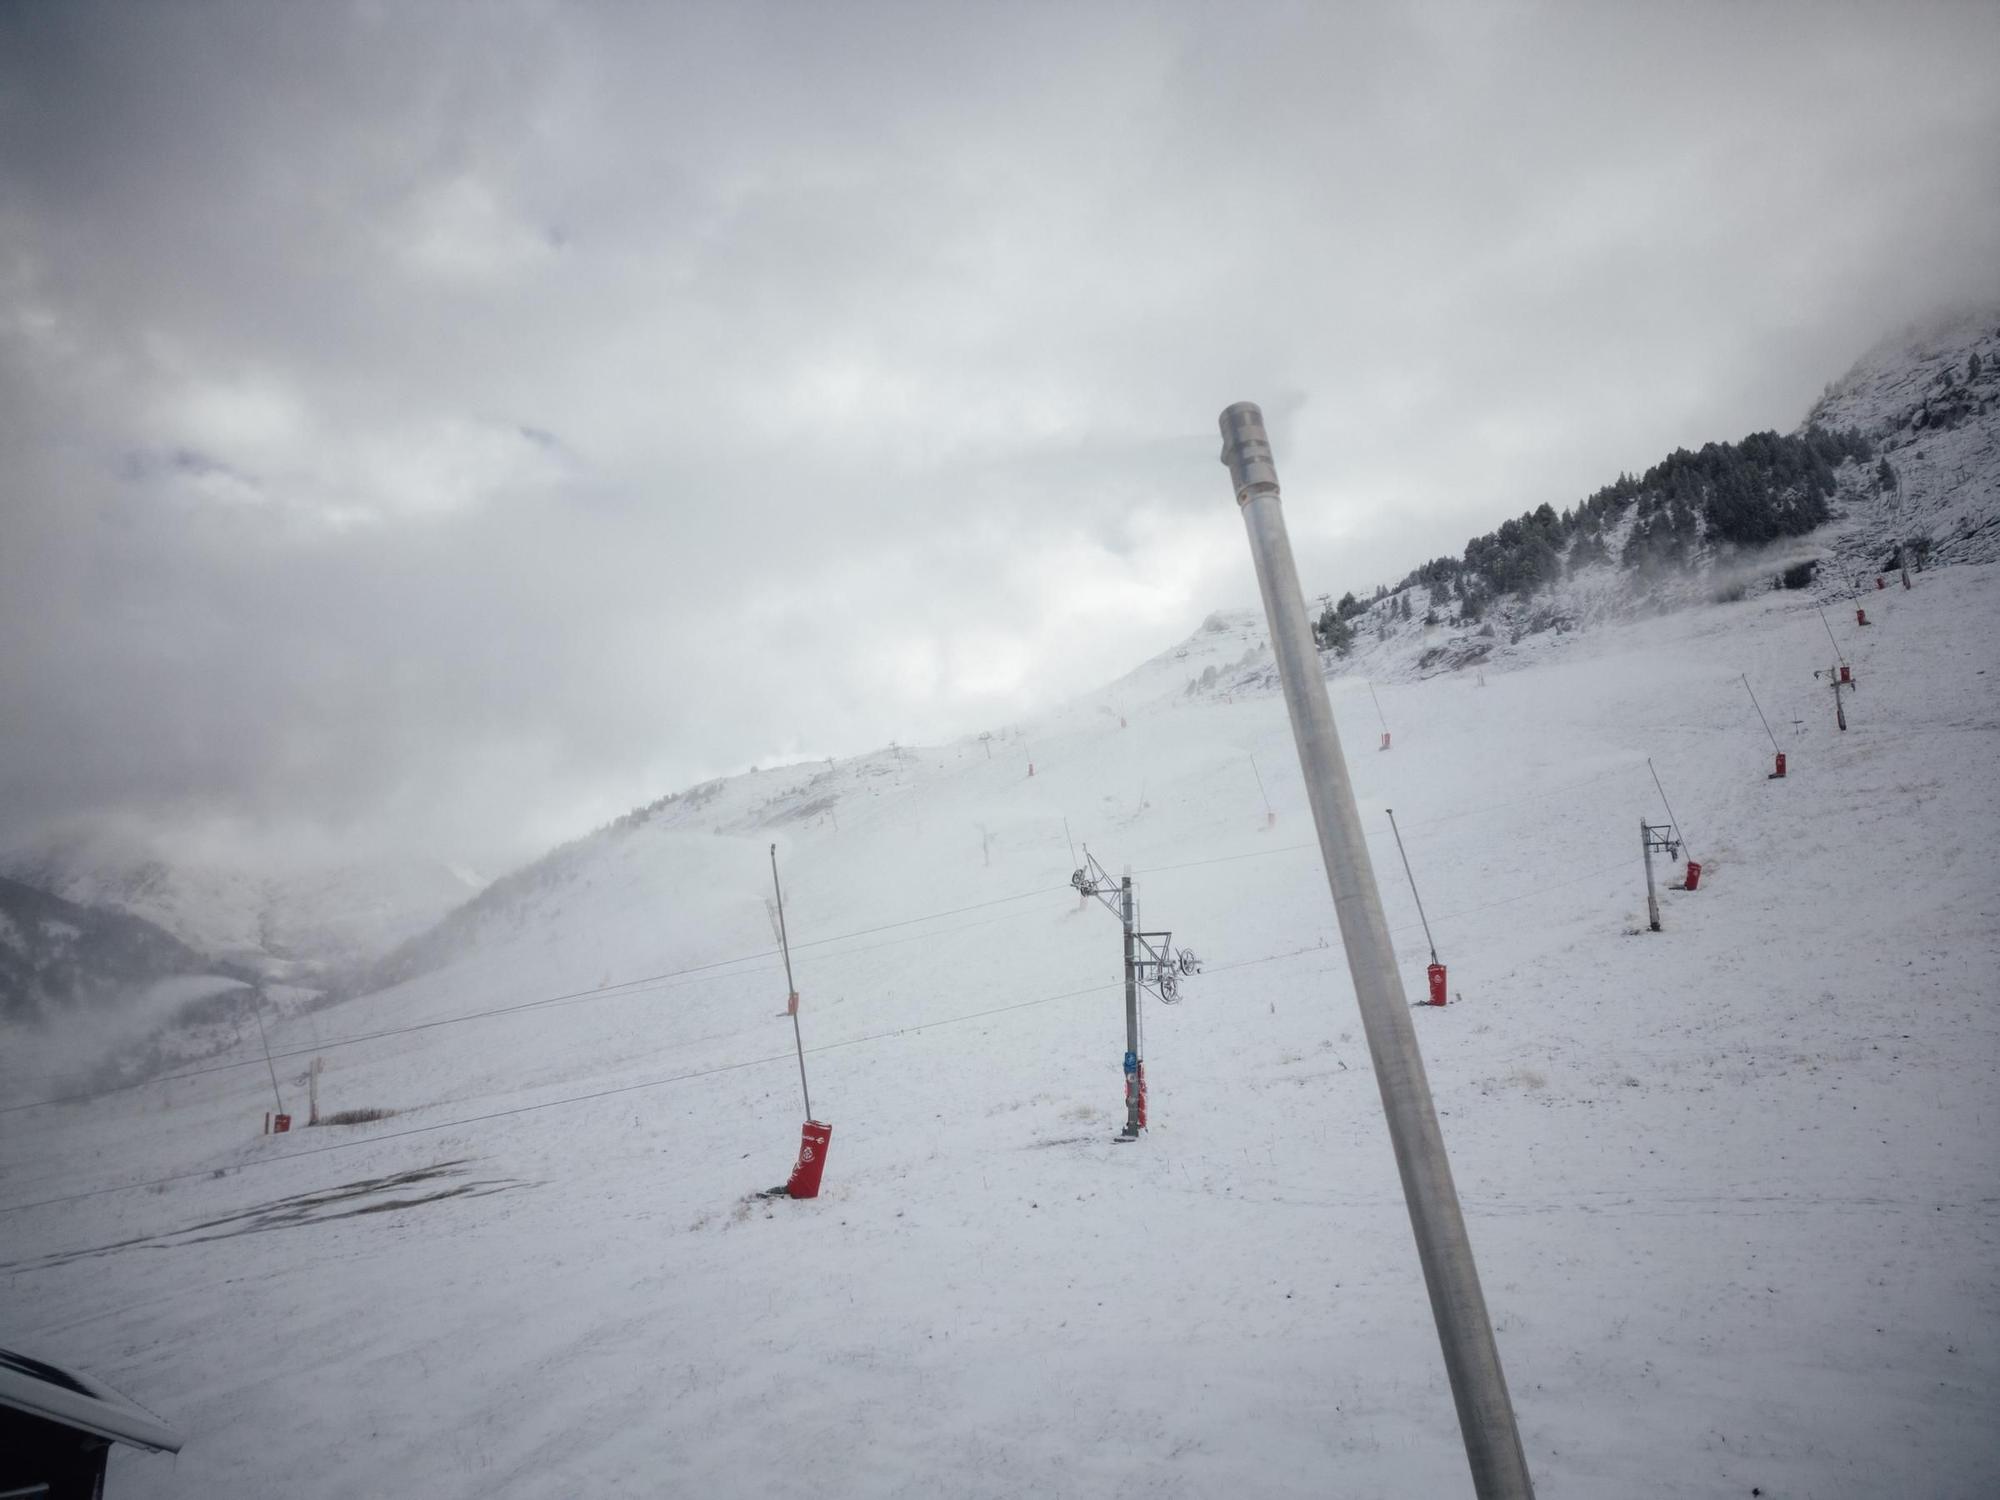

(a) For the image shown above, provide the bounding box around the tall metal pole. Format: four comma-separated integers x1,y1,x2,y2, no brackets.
1640,818,1661,932
1120,871,1141,1139
769,844,812,1121
1385,809,1439,966
1218,403,1533,1499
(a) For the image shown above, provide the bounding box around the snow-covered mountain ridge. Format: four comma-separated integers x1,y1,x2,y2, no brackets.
1163,309,1999,704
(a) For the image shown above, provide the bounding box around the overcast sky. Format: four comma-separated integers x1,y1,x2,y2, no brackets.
3,1,1997,874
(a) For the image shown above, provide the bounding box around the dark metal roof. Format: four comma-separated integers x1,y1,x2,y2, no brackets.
0,1346,183,1454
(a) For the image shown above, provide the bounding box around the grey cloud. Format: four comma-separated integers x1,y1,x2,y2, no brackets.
2,1,1997,872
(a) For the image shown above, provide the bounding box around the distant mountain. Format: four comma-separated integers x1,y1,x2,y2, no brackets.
0,828,488,981
0,874,228,1026
1807,311,2000,572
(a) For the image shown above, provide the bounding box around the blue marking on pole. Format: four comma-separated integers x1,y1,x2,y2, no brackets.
1123,1051,1138,1075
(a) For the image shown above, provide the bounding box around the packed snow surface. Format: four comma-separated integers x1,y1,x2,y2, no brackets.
3,566,1997,1497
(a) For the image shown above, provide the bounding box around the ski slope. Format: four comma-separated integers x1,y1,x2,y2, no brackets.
3,563,1997,1498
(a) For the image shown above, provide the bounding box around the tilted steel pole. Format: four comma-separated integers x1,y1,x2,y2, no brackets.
1217,402,1534,1499
769,844,812,1121
1385,808,1439,966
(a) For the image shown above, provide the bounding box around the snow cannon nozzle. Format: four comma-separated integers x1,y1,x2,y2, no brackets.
1218,402,1280,505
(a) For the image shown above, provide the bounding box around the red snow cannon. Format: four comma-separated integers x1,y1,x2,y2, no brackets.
1682,861,1702,892
1379,732,1392,751
1426,962,1447,1007
1856,608,1869,626
786,1120,832,1199
1839,665,1851,683
1770,752,1786,779
1875,576,1885,590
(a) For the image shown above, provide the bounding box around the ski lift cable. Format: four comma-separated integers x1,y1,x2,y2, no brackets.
1,847,1643,1220
0,978,1128,1219
0,881,1074,1117
13,757,1657,1121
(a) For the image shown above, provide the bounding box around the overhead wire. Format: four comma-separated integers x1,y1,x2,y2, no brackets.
0,843,1646,1219
6,756,1650,1118
0,880,1073,1116
0,979,1121,1219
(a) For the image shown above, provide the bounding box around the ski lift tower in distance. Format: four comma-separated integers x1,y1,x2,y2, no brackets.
1638,819,1680,931
1070,848,1200,1141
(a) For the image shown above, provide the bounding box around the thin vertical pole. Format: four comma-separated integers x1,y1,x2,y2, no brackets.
1120,872,1140,1138
1740,675,1778,752
1385,809,1439,965
769,844,812,1121
249,989,284,1115
1641,818,1661,932
1646,759,1693,862
1218,401,1533,1500
1249,754,1274,820
1816,605,1847,667
1368,681,1388,732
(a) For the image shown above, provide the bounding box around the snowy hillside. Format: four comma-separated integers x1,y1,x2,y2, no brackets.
1809,312,2000,571
1169,310,2000,704
5,550,1996,1496
1,828,486,981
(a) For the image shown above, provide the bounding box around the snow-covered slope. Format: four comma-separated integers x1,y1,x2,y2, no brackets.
5,554,1996,1498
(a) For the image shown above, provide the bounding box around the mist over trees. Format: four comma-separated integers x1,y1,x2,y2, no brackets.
1391,424,1873,610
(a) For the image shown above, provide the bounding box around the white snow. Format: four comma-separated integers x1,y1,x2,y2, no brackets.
4,557,1996,1497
